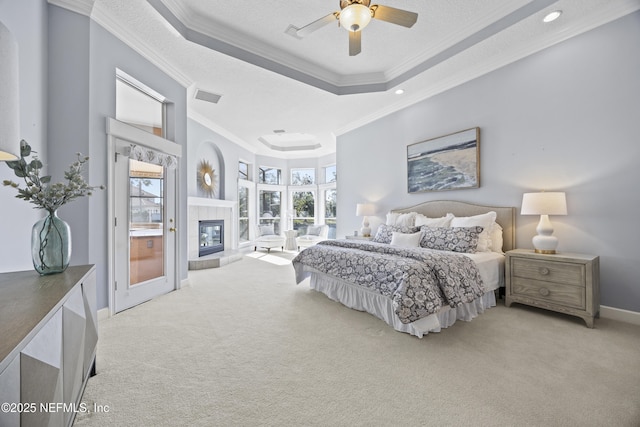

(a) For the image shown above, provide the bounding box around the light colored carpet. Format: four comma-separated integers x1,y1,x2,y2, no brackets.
75,251,640,426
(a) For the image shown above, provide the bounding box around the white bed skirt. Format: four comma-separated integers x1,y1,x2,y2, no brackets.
306,270,496,338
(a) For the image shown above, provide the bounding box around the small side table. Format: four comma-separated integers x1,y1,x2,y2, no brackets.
284,230,298,250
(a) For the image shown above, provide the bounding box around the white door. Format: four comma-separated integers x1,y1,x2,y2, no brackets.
107,119,181,314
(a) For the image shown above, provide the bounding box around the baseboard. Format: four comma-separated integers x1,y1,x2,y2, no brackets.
600,305,640,326
97,307,110,322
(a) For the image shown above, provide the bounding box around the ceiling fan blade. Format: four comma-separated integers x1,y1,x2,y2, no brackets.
371,5,418,28
295,13,338,38
349,31,361,56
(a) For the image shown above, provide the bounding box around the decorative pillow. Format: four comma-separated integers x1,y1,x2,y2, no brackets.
390,231,422,248
415,213,454,228
385,212,416,227
259,224,275,236
373,224,420,244
449,211,497,252
307,225,323,236
419,226,483,253
490,222,504,253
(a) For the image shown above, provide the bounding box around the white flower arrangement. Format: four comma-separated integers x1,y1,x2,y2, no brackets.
3,140,103,212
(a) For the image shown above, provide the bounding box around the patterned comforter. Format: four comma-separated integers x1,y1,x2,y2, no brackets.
292,240,485,324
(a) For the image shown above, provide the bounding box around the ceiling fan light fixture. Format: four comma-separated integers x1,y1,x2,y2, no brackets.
339,4,372,32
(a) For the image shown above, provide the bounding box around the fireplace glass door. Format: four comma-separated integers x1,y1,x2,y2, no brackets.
199,220,224,256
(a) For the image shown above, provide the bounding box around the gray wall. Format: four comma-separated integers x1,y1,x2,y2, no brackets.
188,118,255,199
85,16,188,309
0,2,187,310
0,0,48,272
337,12,640,313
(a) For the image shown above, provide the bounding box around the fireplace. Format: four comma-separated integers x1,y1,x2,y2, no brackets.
199,220,224,256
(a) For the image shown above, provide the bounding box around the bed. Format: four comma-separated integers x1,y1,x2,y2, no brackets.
292,200,515,338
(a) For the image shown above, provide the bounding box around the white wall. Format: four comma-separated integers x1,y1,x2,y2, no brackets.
337,12,640,312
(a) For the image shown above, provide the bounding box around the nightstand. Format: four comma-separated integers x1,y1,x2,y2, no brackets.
505,249,600,328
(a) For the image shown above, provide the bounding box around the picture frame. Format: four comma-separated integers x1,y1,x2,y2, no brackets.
407,127,480,193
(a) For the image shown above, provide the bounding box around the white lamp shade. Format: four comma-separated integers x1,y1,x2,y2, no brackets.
339,4,372,32
0,21,20,161
521,192,567,216
521,192,567,254
355,203,375,216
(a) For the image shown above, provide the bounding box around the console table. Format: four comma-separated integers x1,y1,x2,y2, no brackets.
0,265,97,427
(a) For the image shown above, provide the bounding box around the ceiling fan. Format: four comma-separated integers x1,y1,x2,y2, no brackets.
286,0,418,56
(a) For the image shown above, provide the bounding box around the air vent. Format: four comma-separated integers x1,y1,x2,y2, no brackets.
194,89,222,104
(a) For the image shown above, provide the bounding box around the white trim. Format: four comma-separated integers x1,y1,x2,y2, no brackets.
90,1,192,88
600,305,640,326
106,117,182,315
48,0,94,17
97,307,109,322
106,118,182,158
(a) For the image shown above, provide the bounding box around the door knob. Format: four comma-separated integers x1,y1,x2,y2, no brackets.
169,227,177,232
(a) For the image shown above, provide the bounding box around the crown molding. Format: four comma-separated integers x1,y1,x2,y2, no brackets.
147,0,563,95
336,2,640,135
187,110,254,154
48,0,95,17
91,1,192,88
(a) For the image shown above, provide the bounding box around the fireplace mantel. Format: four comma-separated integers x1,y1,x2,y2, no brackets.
188,197,236,209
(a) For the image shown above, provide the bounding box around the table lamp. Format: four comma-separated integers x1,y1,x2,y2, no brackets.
355,203,375,237
521,192,567,254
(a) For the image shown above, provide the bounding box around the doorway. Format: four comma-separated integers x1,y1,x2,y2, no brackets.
107,118,181,314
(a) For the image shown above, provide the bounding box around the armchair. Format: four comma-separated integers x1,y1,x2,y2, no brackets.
296,224,329,251
254,224,285,252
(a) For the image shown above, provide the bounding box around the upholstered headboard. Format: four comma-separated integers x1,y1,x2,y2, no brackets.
392,200,516,252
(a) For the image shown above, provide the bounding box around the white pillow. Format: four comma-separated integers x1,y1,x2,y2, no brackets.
307,225,323,236
490,222,504,253
390,231,422,248
415,213,454,228
449,211,497,252
386,212,416,227
259,224,275,236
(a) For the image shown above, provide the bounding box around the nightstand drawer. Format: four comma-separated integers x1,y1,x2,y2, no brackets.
511,277,585,309
511,258,584,286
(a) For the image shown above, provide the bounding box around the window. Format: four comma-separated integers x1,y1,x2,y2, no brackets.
291,168,315,185
292,190,315,235
238,186,249,242
324,164,337,183
130,161,164,224
259,167,281,185
116,72,166,137
259,190,282,234
324,189,337,239
239,161,249,180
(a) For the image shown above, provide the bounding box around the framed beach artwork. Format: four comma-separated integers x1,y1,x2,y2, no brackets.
407,127,480,193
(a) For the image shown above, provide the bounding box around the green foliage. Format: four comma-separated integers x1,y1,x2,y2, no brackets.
293,191,314,217
3,140,104,212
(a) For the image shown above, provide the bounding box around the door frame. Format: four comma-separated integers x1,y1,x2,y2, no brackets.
106,117,182,316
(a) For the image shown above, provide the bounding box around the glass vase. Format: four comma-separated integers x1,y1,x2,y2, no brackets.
31,209,71,275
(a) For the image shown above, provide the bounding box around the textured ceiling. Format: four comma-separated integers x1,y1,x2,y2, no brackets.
57,0,640,158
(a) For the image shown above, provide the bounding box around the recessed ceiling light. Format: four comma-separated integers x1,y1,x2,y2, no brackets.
543,10,562,23
395,89,405,95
